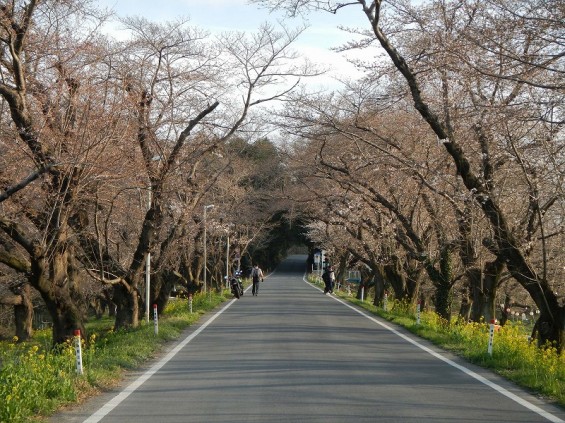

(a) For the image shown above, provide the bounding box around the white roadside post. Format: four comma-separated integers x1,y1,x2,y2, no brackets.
360,284,365,301
416,300,421,325
74,329,83,375
189,294,193,314
153,304,158,335
488,319,496,356
383,292,388,311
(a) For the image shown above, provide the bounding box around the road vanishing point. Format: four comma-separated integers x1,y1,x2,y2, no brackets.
53,255,565,423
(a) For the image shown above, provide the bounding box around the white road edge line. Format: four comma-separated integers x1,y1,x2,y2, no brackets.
83,298,238,423
304,275,564,423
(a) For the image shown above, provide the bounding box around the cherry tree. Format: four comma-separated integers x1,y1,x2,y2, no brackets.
253,0,565,349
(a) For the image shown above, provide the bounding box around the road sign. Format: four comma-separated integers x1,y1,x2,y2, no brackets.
346,270,361,284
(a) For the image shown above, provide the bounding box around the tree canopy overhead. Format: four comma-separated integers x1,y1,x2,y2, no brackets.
0,0,563,351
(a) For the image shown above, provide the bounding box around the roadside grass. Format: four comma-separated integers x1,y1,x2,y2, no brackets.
309,276,564,407
0,290,233,423
2,277,562,423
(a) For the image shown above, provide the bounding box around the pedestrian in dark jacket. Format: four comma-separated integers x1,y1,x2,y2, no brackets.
322,266,335,294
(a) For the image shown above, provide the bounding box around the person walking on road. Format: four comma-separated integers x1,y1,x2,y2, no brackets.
322,266,336,294
251,264,264,296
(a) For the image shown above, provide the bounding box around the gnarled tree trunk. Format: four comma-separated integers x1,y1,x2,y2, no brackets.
43,242,87,345
14,283,33,342
0,283,34,342
363,4,564,350
470,259,504,323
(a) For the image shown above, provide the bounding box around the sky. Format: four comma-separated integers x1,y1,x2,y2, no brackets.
96,0,368,90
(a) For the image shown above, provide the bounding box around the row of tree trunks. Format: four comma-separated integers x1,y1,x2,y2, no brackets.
364,4,564,350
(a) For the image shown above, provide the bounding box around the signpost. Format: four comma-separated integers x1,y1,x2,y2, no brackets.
346,270,361,284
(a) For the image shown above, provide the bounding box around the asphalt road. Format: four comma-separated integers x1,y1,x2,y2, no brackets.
54,255,565,423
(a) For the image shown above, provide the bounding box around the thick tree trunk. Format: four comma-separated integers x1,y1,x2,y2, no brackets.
504,257,564,350
424,247,454,321
533,308,565,351
433,283,452,322
46,248,87,345
459,286,472,321
107,299,116,316
150,272,162,317
91,285,114,319
467,267,485,322
35,274,87,346
419,294,429,312
46,296,86,346
25,242,87,346
372,266,386,307
404,260,422,306
470,260,503,323
14,284,33,341
154,271,180,315
383,257,410,301
90,298,104,319
113,282,139,330
2,237,87,346
0,285,34,342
